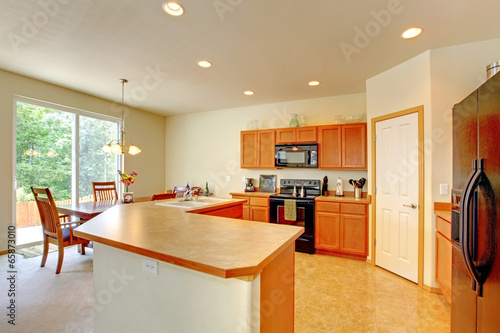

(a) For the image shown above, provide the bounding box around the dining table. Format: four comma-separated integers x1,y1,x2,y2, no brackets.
57,197,150,220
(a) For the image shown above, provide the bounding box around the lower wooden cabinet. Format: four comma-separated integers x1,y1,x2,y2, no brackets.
435,216,452,303
231,194,270,222
315,200,368,258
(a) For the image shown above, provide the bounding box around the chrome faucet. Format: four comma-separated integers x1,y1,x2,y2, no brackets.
182,189,198,201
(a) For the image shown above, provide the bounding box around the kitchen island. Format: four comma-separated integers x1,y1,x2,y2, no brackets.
74,198,303,333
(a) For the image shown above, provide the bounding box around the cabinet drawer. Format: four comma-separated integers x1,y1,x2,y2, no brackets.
436,216,451,240
250,197,269,207
232,196,249,205
316,201,340,213
340,203,367,215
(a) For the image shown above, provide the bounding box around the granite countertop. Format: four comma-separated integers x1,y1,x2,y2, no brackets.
316,195,371,204
230,191,277,197
74,199,302,279
435,210,452,222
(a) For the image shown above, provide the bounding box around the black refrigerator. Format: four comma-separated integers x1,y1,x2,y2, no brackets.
451,71,500,332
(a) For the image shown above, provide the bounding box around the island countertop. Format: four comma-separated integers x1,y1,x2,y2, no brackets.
74,200,303,279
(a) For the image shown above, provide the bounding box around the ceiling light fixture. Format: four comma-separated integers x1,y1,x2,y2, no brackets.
401,27,423,39
308,81,320,86
244,91,254,96
163,2,184,16
198,60,212,68
102,79,141,156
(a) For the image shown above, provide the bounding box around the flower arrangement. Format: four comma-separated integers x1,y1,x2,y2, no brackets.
348,177,366,188
118,170,138,192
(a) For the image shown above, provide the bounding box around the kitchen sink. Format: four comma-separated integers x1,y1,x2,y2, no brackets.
155,197,229,209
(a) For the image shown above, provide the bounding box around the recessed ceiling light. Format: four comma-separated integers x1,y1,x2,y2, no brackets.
163,2,184,16
309,81,320,86
198,60,212,68
244,91,254,96
401,27,423,39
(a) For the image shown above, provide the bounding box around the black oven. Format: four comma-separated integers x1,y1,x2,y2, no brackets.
269,197,315,254
269,179,320,254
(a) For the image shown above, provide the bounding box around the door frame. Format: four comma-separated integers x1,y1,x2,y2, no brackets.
370,105,425,287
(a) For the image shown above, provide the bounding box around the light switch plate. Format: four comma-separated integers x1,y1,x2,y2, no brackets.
226,176,231,182
439,184,449,195
142,258,158,274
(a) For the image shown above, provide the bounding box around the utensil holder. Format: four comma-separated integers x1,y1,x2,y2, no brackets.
354,188,362,198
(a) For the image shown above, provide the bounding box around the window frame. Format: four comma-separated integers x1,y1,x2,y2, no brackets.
13,95,123,204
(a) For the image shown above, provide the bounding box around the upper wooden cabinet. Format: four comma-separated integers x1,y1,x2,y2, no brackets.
275,126,317,144
241,129,275,169
241,122,366,170
241,131,258,168
257,130,275,168
318,123,366,170
342,124,367,169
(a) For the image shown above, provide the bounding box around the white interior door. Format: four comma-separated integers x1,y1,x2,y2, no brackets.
375,113,419,283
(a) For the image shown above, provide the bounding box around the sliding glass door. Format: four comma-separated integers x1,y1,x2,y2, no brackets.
15,98,120,245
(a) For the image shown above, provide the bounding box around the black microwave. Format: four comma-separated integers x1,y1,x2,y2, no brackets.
275,143,318,168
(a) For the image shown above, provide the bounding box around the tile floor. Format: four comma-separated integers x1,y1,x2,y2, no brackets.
294,252,451,333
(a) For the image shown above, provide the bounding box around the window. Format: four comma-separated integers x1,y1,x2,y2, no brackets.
15,97,120,245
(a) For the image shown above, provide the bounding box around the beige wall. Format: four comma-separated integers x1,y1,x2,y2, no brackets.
165,93,368,197
0,69,166,251
366,38,500,288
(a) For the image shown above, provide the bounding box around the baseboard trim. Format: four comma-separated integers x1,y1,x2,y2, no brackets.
423,284,442,294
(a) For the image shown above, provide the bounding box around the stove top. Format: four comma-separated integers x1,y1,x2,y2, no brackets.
270,178,321,200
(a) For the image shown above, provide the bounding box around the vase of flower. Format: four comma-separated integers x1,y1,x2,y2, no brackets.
118,170,138,203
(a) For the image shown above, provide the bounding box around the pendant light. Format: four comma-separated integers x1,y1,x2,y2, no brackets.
102,79,141,155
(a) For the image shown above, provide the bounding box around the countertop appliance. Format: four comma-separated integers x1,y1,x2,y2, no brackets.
451,71,500,332
269,179,321,254
275,143,318,168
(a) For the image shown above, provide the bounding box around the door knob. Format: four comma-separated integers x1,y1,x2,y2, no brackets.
403,203,417,209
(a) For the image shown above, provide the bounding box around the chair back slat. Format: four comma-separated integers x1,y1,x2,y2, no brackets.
31,187,61,238
92,182,118,201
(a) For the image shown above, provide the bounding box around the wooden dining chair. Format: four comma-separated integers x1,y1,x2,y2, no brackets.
31,187,89,274
151,193,177,201
92,181,118,201
173,186,188,198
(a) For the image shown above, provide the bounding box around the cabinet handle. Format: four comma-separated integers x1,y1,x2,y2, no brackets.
403,203,417,209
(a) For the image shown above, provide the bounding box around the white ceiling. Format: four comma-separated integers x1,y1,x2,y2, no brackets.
1,0,500,116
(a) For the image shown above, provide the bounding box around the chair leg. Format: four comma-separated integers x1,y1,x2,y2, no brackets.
41,236,49,268
79,242,86,255
55,242,64,274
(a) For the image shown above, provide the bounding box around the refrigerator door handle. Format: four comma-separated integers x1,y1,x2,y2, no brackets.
461,160,486,296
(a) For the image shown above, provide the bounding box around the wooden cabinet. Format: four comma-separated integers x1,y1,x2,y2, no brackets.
436,216,452,303
315,200,368,258
241,131,257,168
241,129,275,169
318,123,367,170
231,194,270,222
318,125,342,168
257,130,275,168
342,124,367,169
275,126,317,144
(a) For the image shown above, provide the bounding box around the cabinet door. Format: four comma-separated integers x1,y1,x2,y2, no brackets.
275,128,296,144
315,212,340,251
242,205,250,220
241,131,257,168
250,206,269,222
258,130,276,168
436,232,452,303
318,125,342,168
342,123,367,169
297,126,317,143
340,214,367,255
